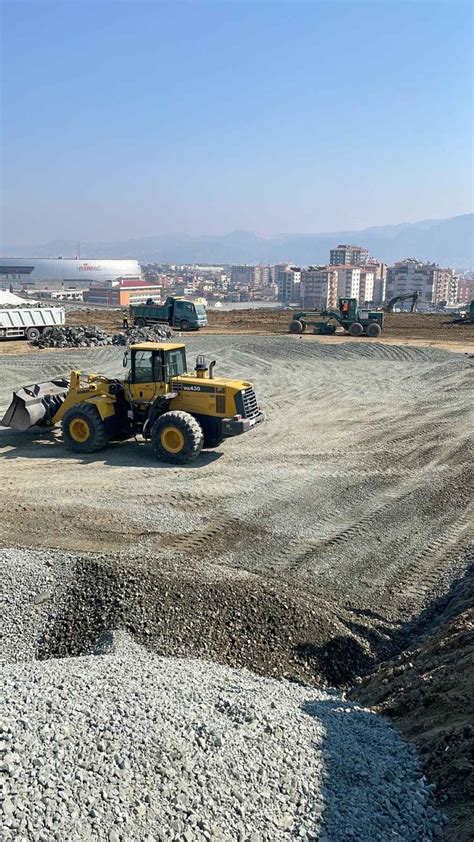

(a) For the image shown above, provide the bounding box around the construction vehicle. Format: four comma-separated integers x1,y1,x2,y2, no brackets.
1,342,265,464
384,291,419,313
0,306,65,341
130,297,208,331
289,297,384,337
447,300,474,325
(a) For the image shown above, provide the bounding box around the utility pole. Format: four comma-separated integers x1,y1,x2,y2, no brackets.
77,241,81,259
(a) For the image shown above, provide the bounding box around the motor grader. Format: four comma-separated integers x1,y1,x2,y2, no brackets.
1,342,265,464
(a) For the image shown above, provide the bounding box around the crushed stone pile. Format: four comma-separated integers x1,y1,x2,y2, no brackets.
110,324,173,345
0,548,73,665
32,323,172,348
1,649,443,842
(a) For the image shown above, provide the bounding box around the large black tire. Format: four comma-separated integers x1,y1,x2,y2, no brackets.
151,411,203,464
348,322,364,337
289,319,304,334
179,319,190,330
134,317,146,327
366,322,382,338
62,404,109,453
26,326,41,341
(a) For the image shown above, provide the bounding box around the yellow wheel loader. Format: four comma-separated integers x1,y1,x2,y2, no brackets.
1,342,265,464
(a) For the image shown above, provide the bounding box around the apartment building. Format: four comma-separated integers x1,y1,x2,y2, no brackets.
335,266,361,299
386,259,458,304
300,266,338,309
230,265,272,288
359,270,375,304
330,244,369,266
230,265,254,285
457,278,474,304
275,264,301,303
253,265,272,287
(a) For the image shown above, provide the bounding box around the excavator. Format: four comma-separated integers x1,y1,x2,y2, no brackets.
384,290,419,313
1,342,265,464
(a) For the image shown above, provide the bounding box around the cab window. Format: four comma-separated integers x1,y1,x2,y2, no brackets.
133,351,154,383
165,348,186,378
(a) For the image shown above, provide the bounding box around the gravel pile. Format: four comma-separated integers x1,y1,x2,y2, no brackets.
1,649,443,842
32,324,172,348
0,548,73,665
33,325,112,348
110,325,172,345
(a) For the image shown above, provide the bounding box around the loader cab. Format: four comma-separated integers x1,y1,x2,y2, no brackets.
124,342,188,400
127,342,187,382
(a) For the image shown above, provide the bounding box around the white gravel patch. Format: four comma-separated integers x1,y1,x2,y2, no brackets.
1,650,442,841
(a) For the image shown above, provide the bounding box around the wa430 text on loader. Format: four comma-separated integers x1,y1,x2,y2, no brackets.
1,342,265,464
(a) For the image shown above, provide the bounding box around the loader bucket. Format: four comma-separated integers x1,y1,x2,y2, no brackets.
1,379,69,431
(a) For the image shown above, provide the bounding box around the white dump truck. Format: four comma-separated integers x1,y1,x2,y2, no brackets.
0,306,65,341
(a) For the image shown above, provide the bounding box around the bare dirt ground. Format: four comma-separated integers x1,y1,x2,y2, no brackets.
352,561,474,840
1,307,472,355
74,305,474,349
0,335,472,837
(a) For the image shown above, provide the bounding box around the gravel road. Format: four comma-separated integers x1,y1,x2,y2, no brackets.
1,648,442,842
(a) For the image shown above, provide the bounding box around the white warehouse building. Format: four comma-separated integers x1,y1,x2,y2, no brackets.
0,257,142,287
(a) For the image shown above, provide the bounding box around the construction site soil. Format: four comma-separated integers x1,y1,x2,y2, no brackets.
68,306,474,349
1,334,472,838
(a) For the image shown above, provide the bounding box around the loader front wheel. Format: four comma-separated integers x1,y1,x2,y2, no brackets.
62,404,109,453
151,411,203,464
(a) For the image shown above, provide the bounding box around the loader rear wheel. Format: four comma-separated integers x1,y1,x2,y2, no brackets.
151,411,204,464
349,322,364,337
62,404,108,453
366,322,382,338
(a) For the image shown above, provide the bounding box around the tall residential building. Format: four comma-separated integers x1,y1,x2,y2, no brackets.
335,266,361,299
330,244,369,266
359,270,375,305
300,266,338,309
274,264,301,303
230,265,272,288
386,259,458,304
253,265,272,287
230,265,254,285
457,277,474,304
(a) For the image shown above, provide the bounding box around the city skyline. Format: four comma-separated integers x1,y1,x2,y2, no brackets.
1,0,472,247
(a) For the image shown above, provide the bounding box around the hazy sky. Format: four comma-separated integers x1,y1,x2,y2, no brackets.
1,0,472,247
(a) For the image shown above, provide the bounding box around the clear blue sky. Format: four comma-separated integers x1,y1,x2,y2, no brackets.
1,0,472,246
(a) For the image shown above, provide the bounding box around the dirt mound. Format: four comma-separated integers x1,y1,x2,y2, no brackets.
351,563,474,841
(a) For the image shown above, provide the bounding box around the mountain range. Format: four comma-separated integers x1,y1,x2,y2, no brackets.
3,214,473,267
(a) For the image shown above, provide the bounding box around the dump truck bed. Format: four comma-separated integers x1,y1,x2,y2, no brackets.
0,307,65,339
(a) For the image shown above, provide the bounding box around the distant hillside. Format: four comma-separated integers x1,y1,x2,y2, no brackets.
3,214,473,267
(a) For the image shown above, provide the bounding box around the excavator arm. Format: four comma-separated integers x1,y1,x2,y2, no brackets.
384,291,419,313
